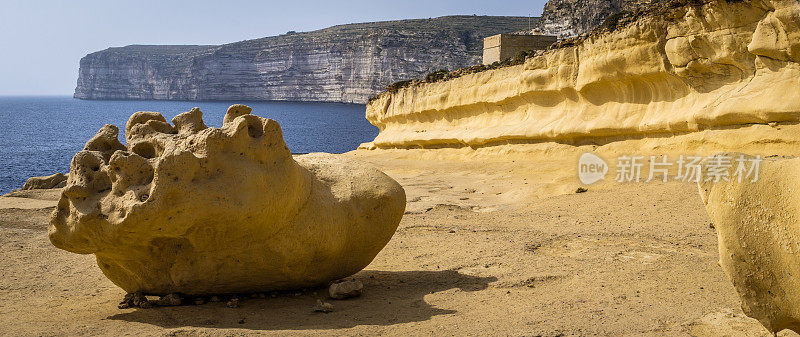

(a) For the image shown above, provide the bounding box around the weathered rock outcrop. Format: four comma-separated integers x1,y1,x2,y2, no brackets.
74,16,534,104
535,0,670,38
22,173,67,190
363,0,800,150
699,154,800,334
48,105,406,295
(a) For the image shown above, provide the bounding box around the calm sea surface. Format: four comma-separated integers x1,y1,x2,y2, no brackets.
0,96,376,194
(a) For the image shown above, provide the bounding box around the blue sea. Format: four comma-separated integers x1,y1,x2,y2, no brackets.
0,96,377,194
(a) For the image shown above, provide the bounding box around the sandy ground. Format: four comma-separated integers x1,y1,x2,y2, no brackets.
1,150,798,336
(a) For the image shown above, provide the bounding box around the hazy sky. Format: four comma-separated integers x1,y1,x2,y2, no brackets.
0,0,548,96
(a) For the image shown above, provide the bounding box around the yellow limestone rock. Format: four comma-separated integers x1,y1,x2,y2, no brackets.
22,173,68,190
365,0,800,150
698,154,800,334
49,105,406,295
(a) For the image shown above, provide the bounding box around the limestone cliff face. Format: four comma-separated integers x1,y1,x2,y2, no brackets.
364,0,800,150
74,16,533,104
536,0,669,38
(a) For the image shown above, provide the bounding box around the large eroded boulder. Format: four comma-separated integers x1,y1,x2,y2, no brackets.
698,154,800,334
49,105,406,295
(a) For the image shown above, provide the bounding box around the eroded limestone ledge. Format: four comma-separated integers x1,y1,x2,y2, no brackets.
49,105,406,295
365,0,800,150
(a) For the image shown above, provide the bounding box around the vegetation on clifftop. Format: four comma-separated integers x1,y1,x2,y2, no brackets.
373,48,549,100
76,15,537,104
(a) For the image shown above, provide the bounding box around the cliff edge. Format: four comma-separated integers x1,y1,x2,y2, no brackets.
363,0,800,151
74,16,534,104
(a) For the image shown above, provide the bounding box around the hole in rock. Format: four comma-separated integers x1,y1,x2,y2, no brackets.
132,142,157,159
247,124,263,138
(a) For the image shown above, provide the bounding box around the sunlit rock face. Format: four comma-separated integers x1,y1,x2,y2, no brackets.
49,105,406,295
699,154,800,334
364,0,800,151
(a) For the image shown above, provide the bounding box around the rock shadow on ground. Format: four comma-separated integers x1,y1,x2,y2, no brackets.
106,270,497,331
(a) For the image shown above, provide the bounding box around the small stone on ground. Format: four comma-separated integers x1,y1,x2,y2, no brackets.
313,300,334,313
329,279,363,300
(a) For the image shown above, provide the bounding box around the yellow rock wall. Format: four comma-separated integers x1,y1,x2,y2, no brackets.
365,0,800,150
699,154,800,334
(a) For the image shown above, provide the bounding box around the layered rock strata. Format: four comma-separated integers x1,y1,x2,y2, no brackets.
74,16,534,104
535,0,670,38
364,0,800,150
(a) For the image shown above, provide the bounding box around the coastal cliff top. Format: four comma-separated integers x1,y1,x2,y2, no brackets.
88,15,537,59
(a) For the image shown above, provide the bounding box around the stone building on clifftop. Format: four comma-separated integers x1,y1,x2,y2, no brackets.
482,34,558,64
